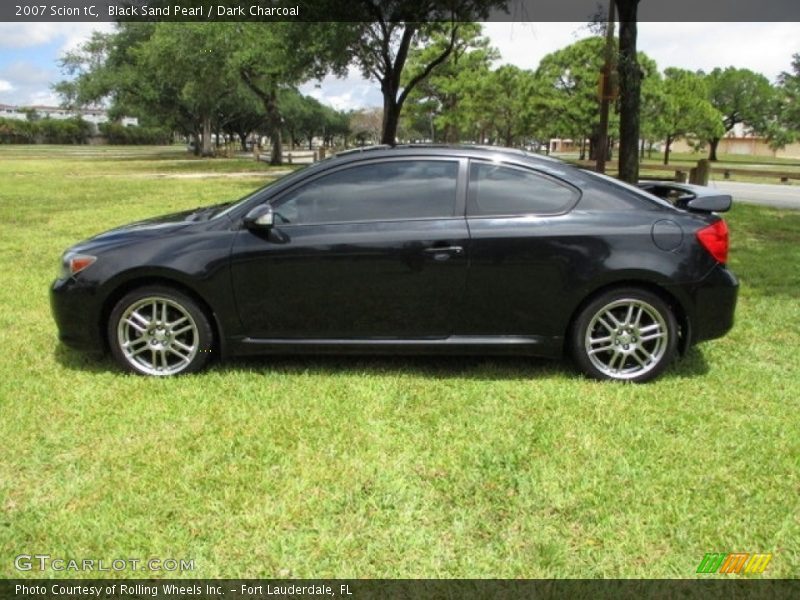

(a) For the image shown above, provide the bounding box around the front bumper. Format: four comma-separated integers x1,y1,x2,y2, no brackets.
50,277,105,352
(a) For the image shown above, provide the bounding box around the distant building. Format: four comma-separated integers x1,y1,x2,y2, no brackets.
672,124,800,160
0,103,138,128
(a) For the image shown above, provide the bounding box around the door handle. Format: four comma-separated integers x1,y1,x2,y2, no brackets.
423,245,463,261
423,245,463,254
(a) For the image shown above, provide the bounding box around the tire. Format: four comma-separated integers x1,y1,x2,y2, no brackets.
570,287,678,383
108,285,214,376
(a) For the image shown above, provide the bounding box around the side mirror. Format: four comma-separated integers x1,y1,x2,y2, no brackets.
244,204,274,229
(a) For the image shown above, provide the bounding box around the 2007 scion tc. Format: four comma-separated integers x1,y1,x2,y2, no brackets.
51,145,738,382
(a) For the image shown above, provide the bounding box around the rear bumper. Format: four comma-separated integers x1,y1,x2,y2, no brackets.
685,265,739,344
50,278,105,352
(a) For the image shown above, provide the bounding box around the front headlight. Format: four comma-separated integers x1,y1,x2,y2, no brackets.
59,252,97,279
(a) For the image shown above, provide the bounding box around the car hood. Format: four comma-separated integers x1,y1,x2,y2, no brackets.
70,202,232,252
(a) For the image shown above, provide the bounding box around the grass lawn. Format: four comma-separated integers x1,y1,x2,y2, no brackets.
556,151,800,185
0,145,798,579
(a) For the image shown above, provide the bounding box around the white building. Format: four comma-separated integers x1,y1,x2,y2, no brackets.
0,104,138,128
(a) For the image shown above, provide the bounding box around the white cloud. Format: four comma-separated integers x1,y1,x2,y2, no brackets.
299,67,382,111
0,23,64,49
481,22,800,82
0,79,13,92
0,22,114,50
637,22,800,82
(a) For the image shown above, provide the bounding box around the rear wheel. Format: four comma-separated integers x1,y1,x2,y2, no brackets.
108,286,213,376
571,288,678,383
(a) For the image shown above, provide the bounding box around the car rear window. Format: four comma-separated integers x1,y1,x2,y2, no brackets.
467,161,579,217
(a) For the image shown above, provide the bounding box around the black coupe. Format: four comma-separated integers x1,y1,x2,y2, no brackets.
51,145,738,382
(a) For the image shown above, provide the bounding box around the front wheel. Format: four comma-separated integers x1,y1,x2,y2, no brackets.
108,286,214,376
571,288,678,383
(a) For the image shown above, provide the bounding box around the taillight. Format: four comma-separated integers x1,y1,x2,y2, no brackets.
696,220,729,264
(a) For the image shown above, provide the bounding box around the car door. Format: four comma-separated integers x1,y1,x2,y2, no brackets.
230,157,469,339
458,159,585,339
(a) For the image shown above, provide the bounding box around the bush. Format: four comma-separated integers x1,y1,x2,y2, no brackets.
0,116,92,144
99,123,172,145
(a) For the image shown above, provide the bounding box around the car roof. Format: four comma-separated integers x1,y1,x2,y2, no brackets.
326,144,575,176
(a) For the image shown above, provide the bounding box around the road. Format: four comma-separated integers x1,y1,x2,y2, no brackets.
708,180,800,210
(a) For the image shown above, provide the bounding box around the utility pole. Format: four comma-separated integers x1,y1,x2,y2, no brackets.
595,1,616,173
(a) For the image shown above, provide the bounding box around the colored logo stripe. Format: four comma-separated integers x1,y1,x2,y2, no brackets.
697,553,772,574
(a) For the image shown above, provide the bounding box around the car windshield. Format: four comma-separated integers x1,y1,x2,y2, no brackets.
212,163,315,219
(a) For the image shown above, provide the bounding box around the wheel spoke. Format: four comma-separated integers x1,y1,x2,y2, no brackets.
173,324,194,336
589,344,615,356
168,347,191,363
161,301,168,324
624,303,634,326
129,344,149,357
631,349,648,367
172,339,195,353
124,318,146,334
634,306,644,327
123,337,147,349
130,310,150,327
597,315,616,333
169,316,188,329
635,347,654,365
640,331,665,343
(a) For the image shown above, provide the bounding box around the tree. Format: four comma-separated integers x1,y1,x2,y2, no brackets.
639,61,666,158
336,1,503,145
402,23,498,143
138,24,238,156
769,52,800,148
55,23,232,155
779,53,800,131
615,0,641,183
233,22,352,164
657,68,723,165
350,107,383,145
535,37,611,160
703,67,776,160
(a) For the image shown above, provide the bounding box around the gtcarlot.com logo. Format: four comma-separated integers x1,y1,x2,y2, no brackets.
14,554,195,572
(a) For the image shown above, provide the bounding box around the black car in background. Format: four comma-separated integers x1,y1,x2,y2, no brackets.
51,145,738,382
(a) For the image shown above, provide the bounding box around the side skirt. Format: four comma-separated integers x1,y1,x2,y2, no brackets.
227,335,563,359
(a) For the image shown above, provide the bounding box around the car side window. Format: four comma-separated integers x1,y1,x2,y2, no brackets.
273,160,459,225
468,162,579,217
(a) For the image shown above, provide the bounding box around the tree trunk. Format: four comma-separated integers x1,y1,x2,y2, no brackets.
708,137,720,161
664,135,672,165
201,116,213,157
615,0,641,184
381,95,400,146
270,129,282,166
640,138,645,159
238,132,248,152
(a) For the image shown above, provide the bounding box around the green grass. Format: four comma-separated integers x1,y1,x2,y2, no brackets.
1,145,799,579
556,151,800,185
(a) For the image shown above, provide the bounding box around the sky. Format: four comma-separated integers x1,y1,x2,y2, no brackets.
0,22,798,110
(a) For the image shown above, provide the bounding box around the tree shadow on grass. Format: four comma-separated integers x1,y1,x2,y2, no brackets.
55,342,711,381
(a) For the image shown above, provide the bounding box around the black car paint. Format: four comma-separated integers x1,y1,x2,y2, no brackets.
51,146,738,362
